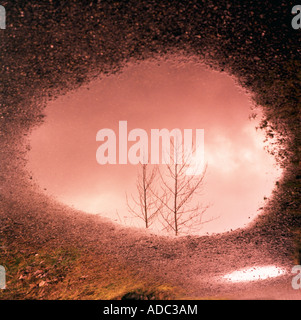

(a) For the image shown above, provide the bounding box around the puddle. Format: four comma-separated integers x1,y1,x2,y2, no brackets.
27,56,281,236
222,266,287,283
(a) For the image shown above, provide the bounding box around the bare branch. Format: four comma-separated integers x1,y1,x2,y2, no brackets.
126,162,161,228
158,138,210,235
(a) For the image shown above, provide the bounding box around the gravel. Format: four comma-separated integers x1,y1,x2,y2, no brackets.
0,0,300,299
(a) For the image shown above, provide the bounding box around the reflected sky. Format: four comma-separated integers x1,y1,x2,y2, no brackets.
27,57,281,235
222,266,287,282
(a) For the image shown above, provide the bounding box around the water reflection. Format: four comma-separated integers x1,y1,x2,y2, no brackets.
27,56,281,235
223,266,287,282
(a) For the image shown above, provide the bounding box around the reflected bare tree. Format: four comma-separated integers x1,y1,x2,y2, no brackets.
155,138,209,236
126,163,161,229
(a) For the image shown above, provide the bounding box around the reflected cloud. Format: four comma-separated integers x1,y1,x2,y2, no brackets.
223,266,287,282
27,56,281,235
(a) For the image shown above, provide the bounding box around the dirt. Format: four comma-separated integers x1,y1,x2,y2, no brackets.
0,181,300,300
0,0,300,300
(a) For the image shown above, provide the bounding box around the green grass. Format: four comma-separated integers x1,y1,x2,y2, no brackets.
0,244,179,300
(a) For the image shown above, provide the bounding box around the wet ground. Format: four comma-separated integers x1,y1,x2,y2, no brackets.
0,182,300,299
0,0,300,299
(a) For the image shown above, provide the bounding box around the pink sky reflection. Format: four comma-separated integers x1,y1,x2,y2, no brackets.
27,57,281,235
